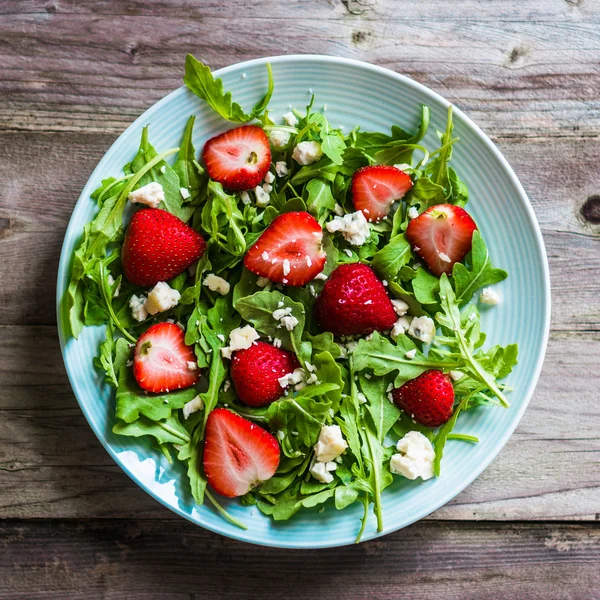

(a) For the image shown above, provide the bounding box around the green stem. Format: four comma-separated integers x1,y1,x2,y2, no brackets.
157,421,190,444
447,433,479,443
98,263,137,344
364,429,384,532
205,490,248,530
355,493,370,543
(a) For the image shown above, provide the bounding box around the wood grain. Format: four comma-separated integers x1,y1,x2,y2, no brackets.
0,520,598,600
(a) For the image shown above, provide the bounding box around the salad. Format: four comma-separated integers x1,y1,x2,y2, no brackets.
65,55,517,541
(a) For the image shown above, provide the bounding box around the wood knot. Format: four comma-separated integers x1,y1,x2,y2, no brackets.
342,0,376,16
580,195,600,224
45,2,57,13
0,218,11,234
352,30,372,46
125,42,140,63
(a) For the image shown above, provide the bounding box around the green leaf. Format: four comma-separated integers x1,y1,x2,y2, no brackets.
334,485,360,510
113,414,191,445
305,178,335,223
371,234,412,282
312,351,343,413
320,127,346,166
359,373,401,443
94,323,131,388
184,55,273,123
412,267,440,305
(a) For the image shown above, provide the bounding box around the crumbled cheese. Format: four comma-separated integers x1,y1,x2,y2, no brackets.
273,307,292,320
240,190,252,205
143,282,180,315
256,277,270,287
264,171,275,184
128,181,165,209
357,392,367,404
326,210,370,246
282,111,298,127
203,273,230,296
314,425,348,462
389,431,435,480
254,185,271,207
269,130,291,148
282,259,291,276
182,395,204,420
187,361,198,371
107,274,121,298
438,252,451,263
405,349,417,360
408,315,436,344
344,248,353,258
333,203,344,216
278,367,306,389
223,379,231,392
314,272,328,281
180,187,191,200
262,183,273,193
273,338,282,348
391,315,413,339
408,206,420,220
309,285,316,296
160,165,166,174
221,325,260,359
275,161,289,177
292,141,323,166
480,287,500,305
391,298,409,316
261,251,270,261
310,460,337,484
129,294,148,322
449,370,464,382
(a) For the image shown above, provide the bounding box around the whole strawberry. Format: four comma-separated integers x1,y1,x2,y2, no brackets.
231,341,300,407
392,370,454,427
314,263,397,336
122,208,206,287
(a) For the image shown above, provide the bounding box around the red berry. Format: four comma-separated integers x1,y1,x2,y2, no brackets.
405,203,477,277
231,341,300,407
314,263,397,336
202,125,271,191
392,370,455,427
122,208,206,287
133,322,199,393
203,408,280,498
351,165,413,222
244,211,326,286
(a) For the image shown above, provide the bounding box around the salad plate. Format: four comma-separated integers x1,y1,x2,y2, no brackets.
56,55,550,548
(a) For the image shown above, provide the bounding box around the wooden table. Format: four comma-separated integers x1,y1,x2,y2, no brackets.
1,1,599,597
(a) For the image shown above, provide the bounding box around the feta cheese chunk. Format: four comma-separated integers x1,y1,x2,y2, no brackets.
282,111,299,127
389,431,435,480
314,425,348,462
275,161,289,177
278,368,306,389
391,315,413,339
264,171,275,184
240,190,252,205
405,349,417,359
407,315,436,344
269,130,291,148
129,294,148,322
221,325,260,359
128,182,164,208
480,287,500,305
182,395,204,420
408,206,419,220
449,370,465,381
292,141,323,166
203,273,231,296
391,298,409,316
273,306,299,331
180,187,191,200
326,210,370,246
254,185,271,207
144,282,181,315
310,460,337,484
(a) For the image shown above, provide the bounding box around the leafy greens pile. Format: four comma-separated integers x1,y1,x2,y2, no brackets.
65,54,517,540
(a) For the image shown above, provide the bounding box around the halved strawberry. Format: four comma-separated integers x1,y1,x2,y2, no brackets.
122,208,206,287
405,204,477,276
351,165,413,221
133,322,200,393
202,125,271,191
243,211,326,286
203,408,280,497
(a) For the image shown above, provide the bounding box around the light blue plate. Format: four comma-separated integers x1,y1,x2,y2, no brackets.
56,55,550,548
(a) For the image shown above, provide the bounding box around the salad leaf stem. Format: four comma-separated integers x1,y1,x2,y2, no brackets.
205,489,248,530
98,263,136,344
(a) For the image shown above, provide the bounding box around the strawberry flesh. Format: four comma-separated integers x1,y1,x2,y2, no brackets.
351,165,413,221
405,203,477,276
244,211,326,286
314,263,397,336
202,125,271,191
392,369,454,427
133,322,200,393
231,341,300,407
203,408,280,497
122,208,206,287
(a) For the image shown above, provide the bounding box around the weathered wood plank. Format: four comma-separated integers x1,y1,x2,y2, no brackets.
0,326,598,520
0,520,598,599
0,1,599,137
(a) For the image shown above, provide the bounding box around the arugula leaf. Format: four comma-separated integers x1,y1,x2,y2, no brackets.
320,124,346,166
113,413,191,445
371,234,412,282
94,323,131,387
312,351,343,412
305,178,336,223
359,373,401,443
412,267,440,305
184,55,273,123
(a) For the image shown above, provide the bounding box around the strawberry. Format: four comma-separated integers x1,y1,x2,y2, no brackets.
122,208,206,287
392,370,454,427
244,211,326,286
405,203,477,277
351,165,413,222
133,322,200,393
314,263,397,336
203,408,280,497
231,341,300,407
202,125,271,191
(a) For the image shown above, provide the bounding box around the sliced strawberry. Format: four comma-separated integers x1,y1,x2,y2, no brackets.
122,208,206,287
405,204,477,276
231,341,300,407
392,370,454,427
351,165,413,221
133,322,200,393
202,125,271,191
203,408,280,497
244,211,326,286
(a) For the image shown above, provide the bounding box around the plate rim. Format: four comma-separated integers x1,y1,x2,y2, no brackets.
56,54,551,549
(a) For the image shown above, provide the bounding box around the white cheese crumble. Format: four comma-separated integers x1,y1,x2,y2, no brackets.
160,165,166,174
129,294,148,322
326,210,370,246
145,282,181,315
357,392,367,404
344,248,353,258
405,349,417,359
187,361,198,371
408,315,436,344
480,287,500,305
128,181,164,208
333,203,344,216
273,337,282,348
314,272,328,281
408,206,420,220
264,171,275,184
449,370,465,382
269,130,291,148
240,190,252,205
254,185,271,207
282,111,299,127
314,425,348,462
310,460,337,484
261,251,270,261
182,395,204,420
389,431,435,480
292,141,323,166
278,367,306,389
391,298,409,316
273,306,299,331
275,161,289,177
391,315,413,339
221,325,260,359
438,252,452,263
203,273,230,296
263,183,273,193
180,187,191,200
282,259,291,276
